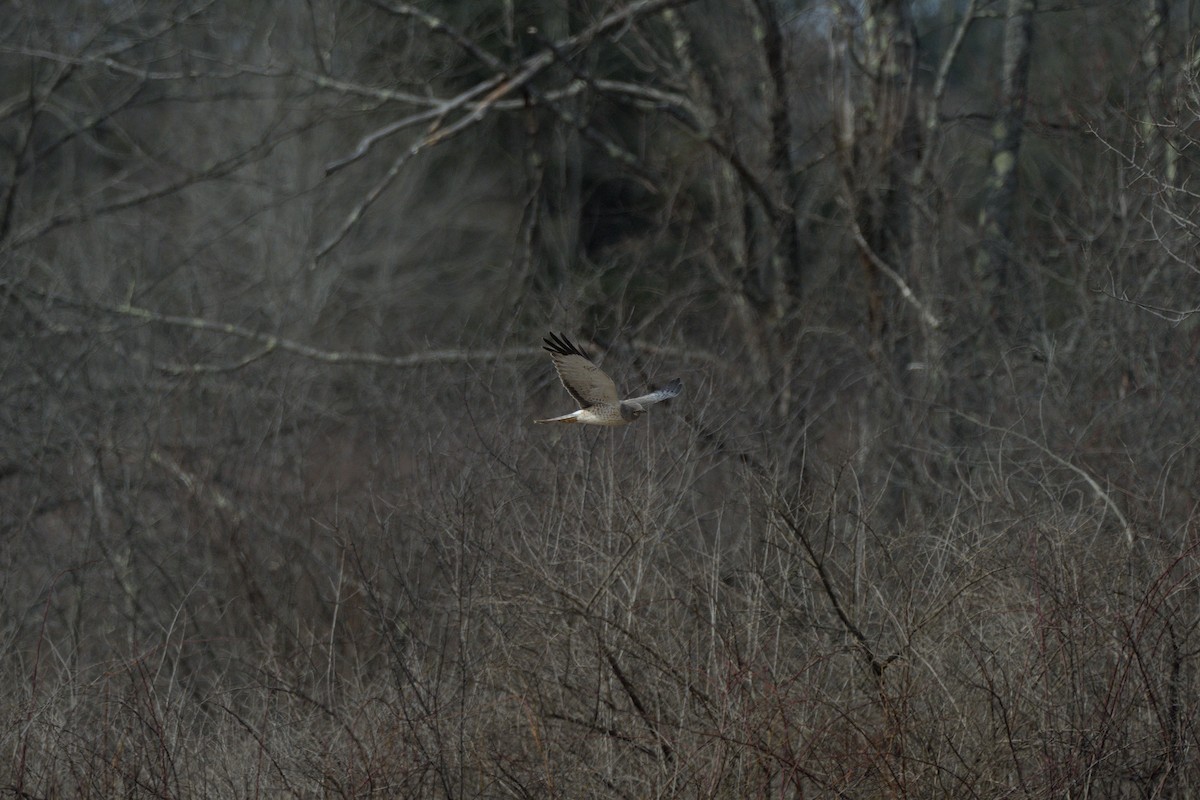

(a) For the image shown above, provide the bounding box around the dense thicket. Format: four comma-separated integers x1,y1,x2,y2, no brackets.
4,1,1200,796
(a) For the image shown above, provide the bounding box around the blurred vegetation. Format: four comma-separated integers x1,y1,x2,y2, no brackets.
4,0,1200,796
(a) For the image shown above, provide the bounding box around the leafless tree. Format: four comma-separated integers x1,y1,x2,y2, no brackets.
4,1,1200,796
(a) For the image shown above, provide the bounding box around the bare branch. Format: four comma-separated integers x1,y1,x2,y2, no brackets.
848,219,942,330
324,0,697,174
9,281,543,369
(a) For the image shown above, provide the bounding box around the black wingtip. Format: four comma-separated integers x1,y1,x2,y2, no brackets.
543,331,588,359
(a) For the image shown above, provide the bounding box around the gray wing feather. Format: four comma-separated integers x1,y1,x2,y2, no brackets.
624,378,682,407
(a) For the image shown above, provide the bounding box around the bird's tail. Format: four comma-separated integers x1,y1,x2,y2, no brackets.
534,411,580,424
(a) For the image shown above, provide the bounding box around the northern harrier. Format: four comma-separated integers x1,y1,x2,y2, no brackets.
535,332,682,426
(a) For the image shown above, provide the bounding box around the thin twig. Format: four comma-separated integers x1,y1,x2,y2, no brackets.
952,409,1135,546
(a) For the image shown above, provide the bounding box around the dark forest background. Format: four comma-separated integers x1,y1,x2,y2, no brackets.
4,0,1200,796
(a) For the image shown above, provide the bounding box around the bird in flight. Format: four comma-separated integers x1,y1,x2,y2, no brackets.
535,332,682,425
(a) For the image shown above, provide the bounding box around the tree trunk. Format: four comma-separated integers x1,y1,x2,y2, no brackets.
1141,0,1175,190
974,0,1036,334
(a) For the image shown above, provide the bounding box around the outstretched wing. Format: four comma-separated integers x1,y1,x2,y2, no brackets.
543,332,619,407
625,377,682,408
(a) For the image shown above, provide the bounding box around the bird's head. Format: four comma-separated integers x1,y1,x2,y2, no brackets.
619,401,645,422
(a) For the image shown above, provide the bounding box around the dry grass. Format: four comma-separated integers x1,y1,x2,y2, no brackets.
5,373,1198,797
